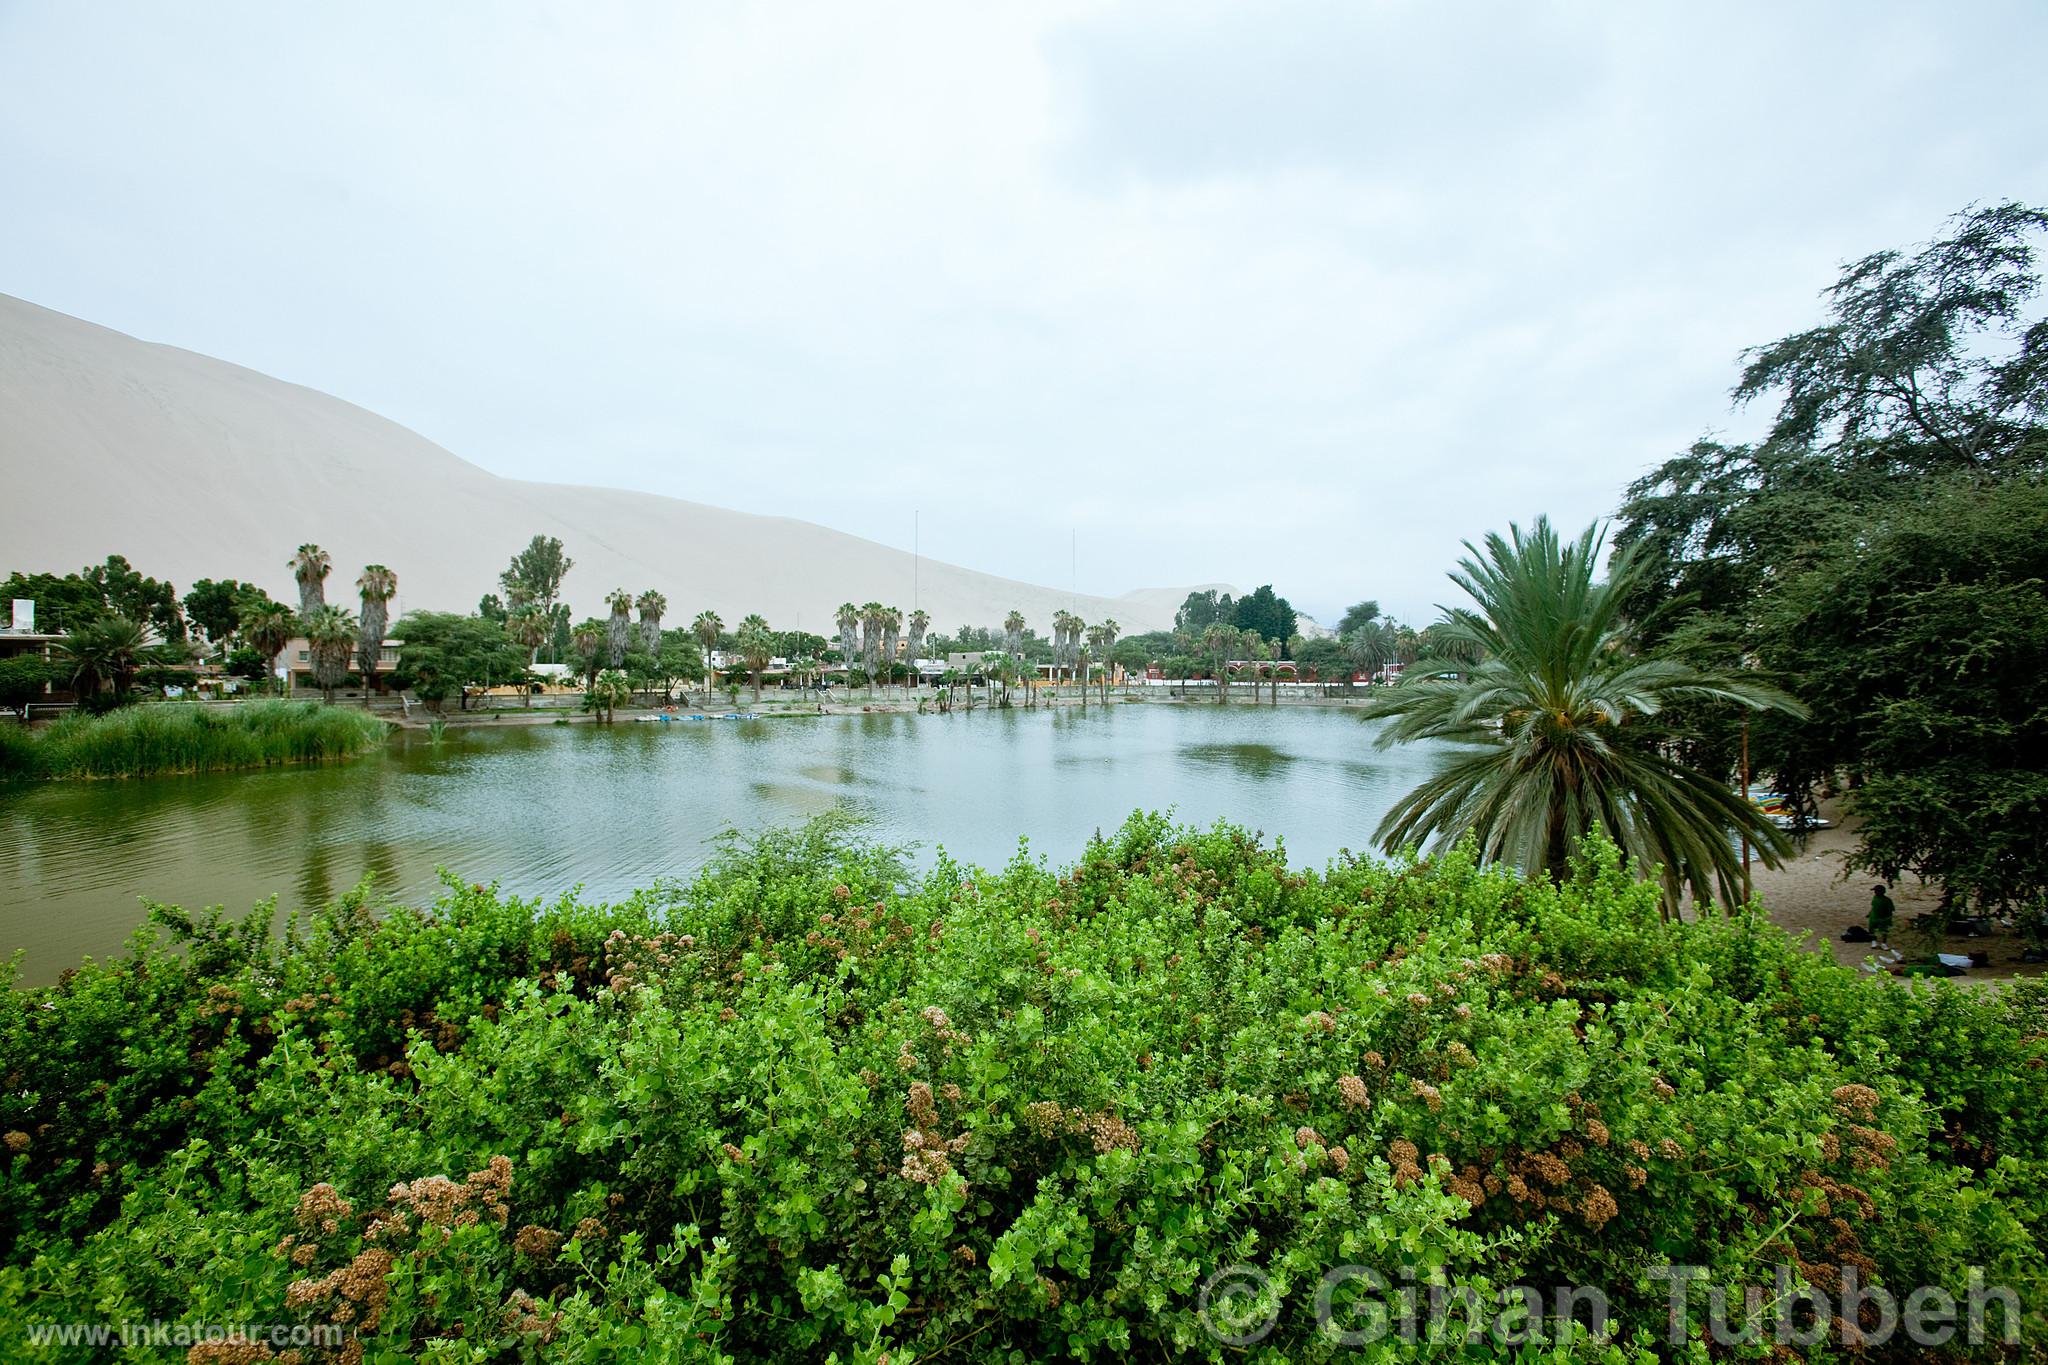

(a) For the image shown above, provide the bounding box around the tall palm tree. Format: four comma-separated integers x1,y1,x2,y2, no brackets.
603,589,634,669
1097,619,1120,703
56,616,155,701
355,565,397,704
238,598,295,695
835,603,860,689
572,622,605,689
906,609,930,698
289,544,331,622
1085,624,1111,708
303,605,358,705
736,614,775,705
1003,611,1025,658
881,607,902,699
859,602,886,700
1049,611,1074,697
1361,517,1805,909
693,611,724,701
1201,623,1238,703
636,591,667,660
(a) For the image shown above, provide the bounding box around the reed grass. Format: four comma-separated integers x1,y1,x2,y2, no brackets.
0,701,390,779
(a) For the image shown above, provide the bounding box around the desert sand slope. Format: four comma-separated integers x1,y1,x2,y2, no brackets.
0,294,1206,633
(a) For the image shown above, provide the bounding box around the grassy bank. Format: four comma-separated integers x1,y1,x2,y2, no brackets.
2,815,2043,1360
0,700,389,779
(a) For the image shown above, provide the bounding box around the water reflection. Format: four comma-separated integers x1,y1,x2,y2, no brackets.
1,705,1443,982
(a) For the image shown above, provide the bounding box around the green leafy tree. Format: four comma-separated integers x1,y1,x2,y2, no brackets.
1363,518,1803,907
84,555,184,641
1760,475,2048,924
499,534,574,605
181,578,260,647
0,655,54,718
1231,584,1296,654
1336,599,1381,637
391,612,531,712
0,570,105,633
1173,588,1235,633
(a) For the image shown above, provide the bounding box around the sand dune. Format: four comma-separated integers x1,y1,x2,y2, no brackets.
0,294,1212,634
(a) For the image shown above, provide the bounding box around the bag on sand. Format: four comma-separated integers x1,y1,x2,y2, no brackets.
1841,924,1874,943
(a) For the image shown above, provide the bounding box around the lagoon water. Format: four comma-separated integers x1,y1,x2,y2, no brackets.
1,704,1448,983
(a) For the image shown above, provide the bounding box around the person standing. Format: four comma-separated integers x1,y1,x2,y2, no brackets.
1869,884,1898,955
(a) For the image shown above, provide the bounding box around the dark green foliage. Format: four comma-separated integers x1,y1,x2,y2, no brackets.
2,555,185,639
1616,203,2048,908
0,656,54,719
390,611,532,710
1231,584,1298,653
1,815,2040,1360
1174,589,1235,633
181,579,264,646
1760,476,2048,922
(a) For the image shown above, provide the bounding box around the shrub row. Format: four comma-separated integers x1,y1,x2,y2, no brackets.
1,812,2042,1361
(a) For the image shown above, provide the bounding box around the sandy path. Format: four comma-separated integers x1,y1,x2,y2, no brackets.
1743,801,2043,983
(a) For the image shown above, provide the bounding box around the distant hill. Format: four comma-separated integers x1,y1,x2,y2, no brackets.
0,294,1218,634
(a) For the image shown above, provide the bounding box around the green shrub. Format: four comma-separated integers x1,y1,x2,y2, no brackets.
0,700,388,780
0,815,2041,1361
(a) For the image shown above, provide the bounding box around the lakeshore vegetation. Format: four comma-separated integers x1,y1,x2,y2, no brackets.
0,701,389,781
3,814,2043,1361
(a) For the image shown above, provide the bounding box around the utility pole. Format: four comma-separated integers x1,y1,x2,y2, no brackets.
1740,717,1752,903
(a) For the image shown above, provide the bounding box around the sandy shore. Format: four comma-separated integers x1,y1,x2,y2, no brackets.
1743,801,2043,983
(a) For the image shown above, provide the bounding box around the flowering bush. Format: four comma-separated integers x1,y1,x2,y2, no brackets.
1,811,2043,1361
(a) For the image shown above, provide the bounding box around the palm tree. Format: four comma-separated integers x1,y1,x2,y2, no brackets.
906,609,930,698
1003,611,1025,658
736,614,775,705
1245,632,1278,705
881,607,902,699
604,589,634,669
572,622,604,689
1096,619,1120,703
636,591,667,660
1201,623,1238,703
860,602,886,700
835,603,860,690
303,605,358,704
506,607,549,706
693,611,724,701
1049,611,1074,698
56,616,155,701
237,598,295,694
289,544,331,623
1361,517,1805,909
1346,619,1396,685
589,668,632,724
355,565,397,704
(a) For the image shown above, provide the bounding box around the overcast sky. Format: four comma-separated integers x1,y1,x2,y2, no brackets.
3,2,2043,625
